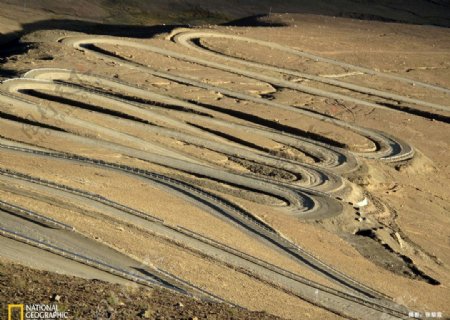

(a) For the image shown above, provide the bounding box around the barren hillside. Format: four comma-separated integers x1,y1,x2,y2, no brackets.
0,2,449,320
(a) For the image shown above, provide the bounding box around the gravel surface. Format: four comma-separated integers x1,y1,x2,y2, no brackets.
0,260,282,320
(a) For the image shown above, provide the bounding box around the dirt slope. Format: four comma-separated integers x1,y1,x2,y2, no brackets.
0,259,281,320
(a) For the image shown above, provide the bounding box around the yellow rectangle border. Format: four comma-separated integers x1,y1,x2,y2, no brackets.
8,304,24,320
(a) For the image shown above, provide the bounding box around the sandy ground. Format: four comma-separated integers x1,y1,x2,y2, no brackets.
0,259,282,320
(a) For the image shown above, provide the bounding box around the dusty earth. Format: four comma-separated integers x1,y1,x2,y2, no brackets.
0,2,450,320
0,260,280,320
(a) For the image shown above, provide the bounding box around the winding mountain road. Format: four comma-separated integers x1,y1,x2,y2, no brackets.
1,28,447,319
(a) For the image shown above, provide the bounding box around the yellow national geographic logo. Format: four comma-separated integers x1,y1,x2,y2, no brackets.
6,303,68,320
8,304,24,320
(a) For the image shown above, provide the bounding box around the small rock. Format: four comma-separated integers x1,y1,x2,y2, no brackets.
138,309,153,319
355,198,369,208
50,294,61,302
175,302,184,307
